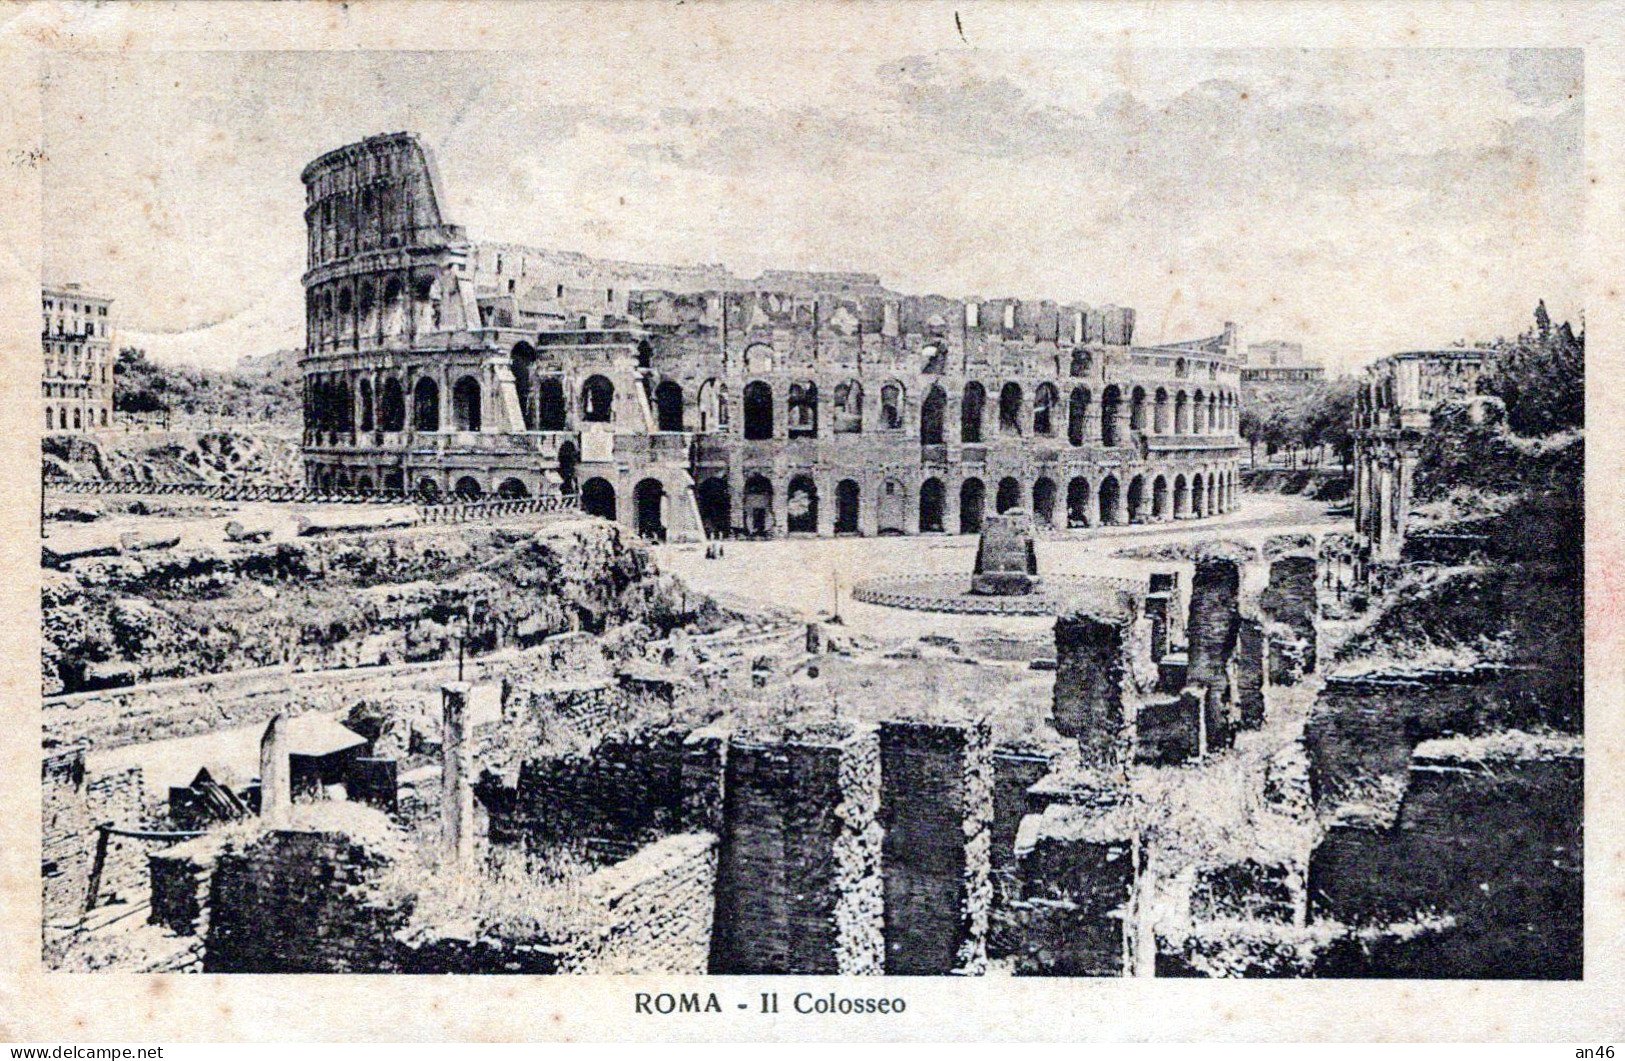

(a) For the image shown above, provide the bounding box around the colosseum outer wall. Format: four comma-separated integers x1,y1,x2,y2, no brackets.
300,133,1244,540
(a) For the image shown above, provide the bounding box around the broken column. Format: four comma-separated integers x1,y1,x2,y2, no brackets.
1051,605,1140,767
258,714,290,827
710,726,884,975
1260,541,1320,684
1185,558,1241,752
440,682,474,867
879,718,993,975
1008,802,1139,976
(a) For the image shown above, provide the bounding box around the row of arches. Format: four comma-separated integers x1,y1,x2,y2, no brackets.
652,377,1239,445
45,406,108,431
308,465,537,500
306,373,485,435
306,269,440,350
678,466,1239,538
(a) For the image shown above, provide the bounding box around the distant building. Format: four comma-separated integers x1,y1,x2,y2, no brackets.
42,283,114,432
1241,340,1324,386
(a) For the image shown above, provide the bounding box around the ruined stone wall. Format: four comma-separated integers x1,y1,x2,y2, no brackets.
481,728,690,857
551,832,718,974
1305,666,1539,822
204,819,408,973
1310,743,1581,978
1005,803,1136,976
878,719,993,975
1052,610,1137,765
1185,559,1241,750
41,750,146,925
710,729,884,974
1260,554,1318,682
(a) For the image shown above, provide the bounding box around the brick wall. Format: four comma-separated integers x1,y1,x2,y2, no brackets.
1260,554,1318,682
878,719,993,975
1185,559,1240,750
710,728,884,974
1052,610,1136,765
204,809,409,973
42,749,147,924
1310,740,1581,978
1007,803,1136,976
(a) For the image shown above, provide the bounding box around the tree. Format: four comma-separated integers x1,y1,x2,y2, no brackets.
1478,302,1583,437
1300,376,1360,469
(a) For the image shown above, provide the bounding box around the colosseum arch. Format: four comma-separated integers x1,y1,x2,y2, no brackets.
1032,476,1057,527
880,381,906,431
877,478,907,533
961,382,985,443
788,381,818,438
1175,390,1190,435
383,276,406,335
497,477,529,499
415,476,439,500
1207,473,1218,515
697,477,730,538
787,475,819,534
1068,387,1091,446
1066,476,1091,528
1190,472,1206,517
557,440,580,494
413,377,440,431
921,384,947,445
836,479,861,535
1173,473,1189,518
452,375,482,432
655,380,685,432
743,381,774,440
582,375,615,424
45,408,52,431
454,475,483,498
635,478,667,540
998,383,1023,435
1193,389,1207,434
743,473,774,536
358,379,374,432
1152,475,1169,520
1098,474,1122,525
1100,385,1122,447
581,477,617,522
1127,474,1146,523
834,380,863,434
919,477,946,532
959,478,985,534
1154,388,1170,434
380,378,405,432
356,474,374,494
698,379,727,433
1033,383,1059,437
996,476,1022,514
537,377,567,431
744,343,775,375
1130,387,1148,432
510,342,538,428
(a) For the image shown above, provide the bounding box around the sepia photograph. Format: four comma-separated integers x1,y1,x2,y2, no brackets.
2,0,1618,1044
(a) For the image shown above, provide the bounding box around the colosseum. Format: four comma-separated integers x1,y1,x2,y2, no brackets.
302,132,1244,541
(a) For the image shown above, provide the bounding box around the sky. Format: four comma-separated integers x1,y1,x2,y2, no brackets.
41,46,1583,375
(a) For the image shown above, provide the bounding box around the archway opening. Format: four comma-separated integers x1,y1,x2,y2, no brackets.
743,474,774,536
961,382,985,443
826,479,858,535
497,478,529,499
1127,475,1146,523
788,382,818,438
655,381,685,432
581,477,617,522
996,476,1021,514
413,378,440,431
959,479,985,534
1068,387,1090,446
454,475,483,498
921,385,946,445
452,376,482,432
697,477,731,538
1100,386,1122,447
635,478,667,541
877,479,907,534
787,475,819,534
1033,384,1058,437
1099,476,1121,525
1032,477,1057,527
381,378,405,432
999,383,1023,435
1152,475,1168,520
537,377,567,431
582,375,614,423
743,381,774,440
1066,477,1091,528
1191,473,1206,517
920,477,946,532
